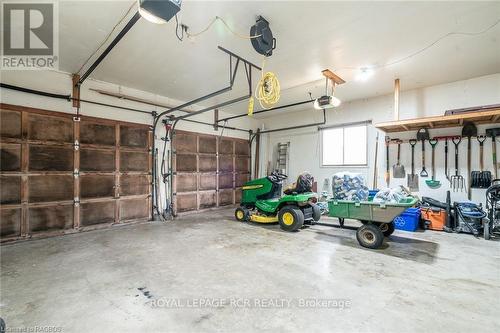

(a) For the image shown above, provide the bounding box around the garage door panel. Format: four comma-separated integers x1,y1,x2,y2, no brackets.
120,174,149,196
199,155,216,172
199,174,216,191
199,191,216,209
175,173,197,192
235,157,249,172
81,175,115,199
29,175,73,202
0,110,22,139
219,156,233,172
80,122,115,146
236,173,250,187
218,139,234,155
29,145,73,171
1,176,21,204
219,189,234,206
1,208,21,238
120,126,148,148
176,193,197,212
120,197,149,221
0,144,21,171
28,114,73,143
80,201,115,226
235,189,242,203
218,173,233,189
80,149,115,172
199,136,216,154
176,154,197,172
235,141,249,156
173,132,197,152
120,151,149,172
29,204,73,233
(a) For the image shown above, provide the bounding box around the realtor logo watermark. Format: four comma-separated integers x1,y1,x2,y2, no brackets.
1,0,58,70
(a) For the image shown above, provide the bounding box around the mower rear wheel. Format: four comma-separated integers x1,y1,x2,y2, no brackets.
235,207,249,222
356,224,384,249
311,203,321,221
278,206,304,231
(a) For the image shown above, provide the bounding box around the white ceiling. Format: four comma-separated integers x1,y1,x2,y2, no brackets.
59,1,500,116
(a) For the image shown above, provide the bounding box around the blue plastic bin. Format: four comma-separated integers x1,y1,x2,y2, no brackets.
393,207,421,232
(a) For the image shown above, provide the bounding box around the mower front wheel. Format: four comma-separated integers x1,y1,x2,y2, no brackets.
278,206,304,232
235,207,249,222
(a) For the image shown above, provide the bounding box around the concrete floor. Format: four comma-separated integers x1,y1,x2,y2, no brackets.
1,208,499,333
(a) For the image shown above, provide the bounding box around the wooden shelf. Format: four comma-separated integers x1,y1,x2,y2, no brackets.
375,109,500,133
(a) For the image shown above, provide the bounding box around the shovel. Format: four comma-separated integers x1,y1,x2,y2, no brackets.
462,122,477,199
392,139,405,178
471,135,492,188
417,128,430,177
425,138,441,188
486,127,500,179
407,139,419,191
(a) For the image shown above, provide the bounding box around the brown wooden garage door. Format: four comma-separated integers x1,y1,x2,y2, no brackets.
173,130,250,214
0,103,151,242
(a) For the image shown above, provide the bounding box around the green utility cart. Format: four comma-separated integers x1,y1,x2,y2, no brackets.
328,197,418,249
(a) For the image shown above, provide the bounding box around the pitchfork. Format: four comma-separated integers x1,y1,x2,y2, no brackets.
451,136,464,191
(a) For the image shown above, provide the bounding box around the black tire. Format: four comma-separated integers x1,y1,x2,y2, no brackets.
484,222,491,240
311,203,321,221
278,206,304,231
356,224,384,249
379,222,395,237
235,207,249,222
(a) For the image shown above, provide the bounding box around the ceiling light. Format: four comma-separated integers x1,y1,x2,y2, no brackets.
356,67,374,82
138,0,182,24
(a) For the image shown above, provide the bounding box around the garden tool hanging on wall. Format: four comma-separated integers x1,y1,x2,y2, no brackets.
462,122,477,199
425,138,441,188
451,136,464,192
471,135,492,188
486,127,500,180
407,139,419,191
385,136,391,188
417,128,430,177
392,139,406,178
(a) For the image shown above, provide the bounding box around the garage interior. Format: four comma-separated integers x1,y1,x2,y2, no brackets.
0,1,499,332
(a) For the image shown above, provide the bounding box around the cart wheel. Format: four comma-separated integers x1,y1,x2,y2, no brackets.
235,207,249,222
278,206,304,232
356,224,384,249
379,222,395,237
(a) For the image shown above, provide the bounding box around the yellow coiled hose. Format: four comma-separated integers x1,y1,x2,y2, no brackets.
254,59,280,110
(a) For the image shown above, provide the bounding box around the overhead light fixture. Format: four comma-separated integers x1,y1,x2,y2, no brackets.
356,67,374,82
314,69,345,110
138,0,182,24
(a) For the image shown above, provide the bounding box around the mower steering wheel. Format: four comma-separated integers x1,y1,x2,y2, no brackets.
269,171,288,182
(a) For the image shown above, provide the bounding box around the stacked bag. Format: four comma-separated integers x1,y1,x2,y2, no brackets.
332,172,369,201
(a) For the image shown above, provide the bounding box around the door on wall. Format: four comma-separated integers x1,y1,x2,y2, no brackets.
172,130,250,214
0,104,152,242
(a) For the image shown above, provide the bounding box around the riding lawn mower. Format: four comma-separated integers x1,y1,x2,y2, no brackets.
234,171,321,231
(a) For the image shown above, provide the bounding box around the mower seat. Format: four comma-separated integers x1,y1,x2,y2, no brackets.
284,172,313,195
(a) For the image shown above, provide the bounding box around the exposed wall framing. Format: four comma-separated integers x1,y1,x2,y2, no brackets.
172,130,250,215
0,103,152,243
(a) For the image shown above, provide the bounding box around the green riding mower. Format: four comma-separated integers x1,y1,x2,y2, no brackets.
234,171,321,231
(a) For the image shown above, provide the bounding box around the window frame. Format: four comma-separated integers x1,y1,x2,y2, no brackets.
320,122,369,167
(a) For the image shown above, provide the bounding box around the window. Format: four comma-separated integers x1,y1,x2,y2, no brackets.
321,123,367,166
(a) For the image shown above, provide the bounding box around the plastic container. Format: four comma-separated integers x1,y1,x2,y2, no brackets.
421,207,446,231
368,189,380,201
393,208,421,232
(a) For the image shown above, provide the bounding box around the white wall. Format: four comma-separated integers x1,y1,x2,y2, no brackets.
262,73,500,205
0,69,262,214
